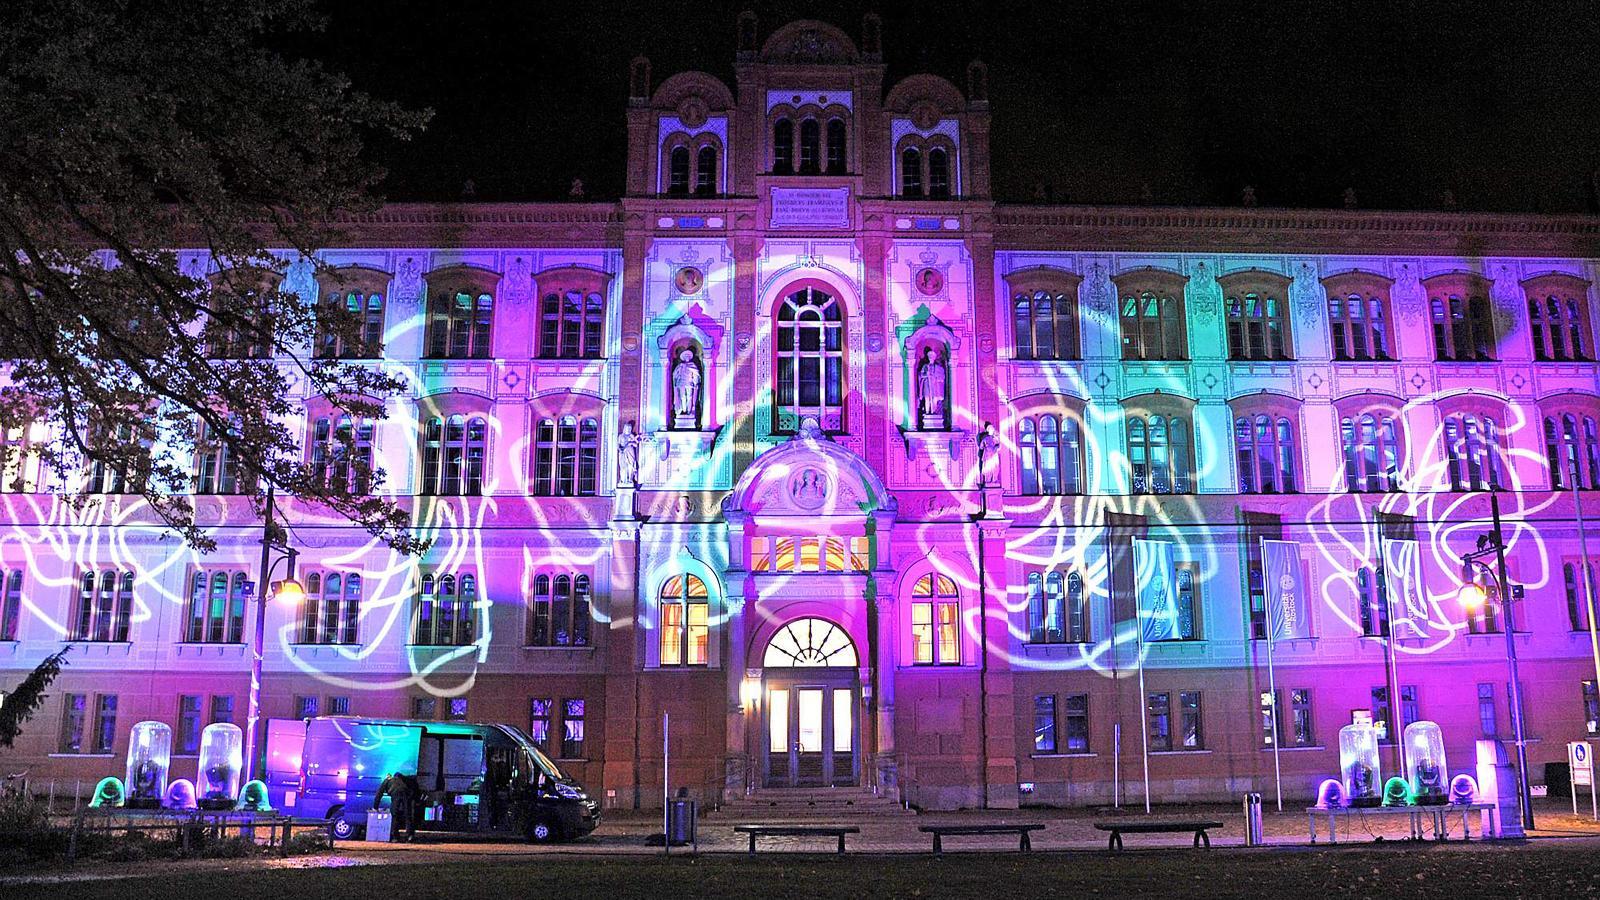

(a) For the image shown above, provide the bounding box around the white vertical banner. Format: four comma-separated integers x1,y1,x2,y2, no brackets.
1132,538,1180,643
1262,539,1311,641
1383,538,1428,628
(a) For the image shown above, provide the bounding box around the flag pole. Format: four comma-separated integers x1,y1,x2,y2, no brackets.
1262,537,1284,813
1132,537,1152,814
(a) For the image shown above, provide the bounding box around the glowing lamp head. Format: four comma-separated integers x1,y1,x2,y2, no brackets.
1457,581,1489,611
272,578,307,606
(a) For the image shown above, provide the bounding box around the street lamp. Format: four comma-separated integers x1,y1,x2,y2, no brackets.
1455,491,1534,831
243,484,305,785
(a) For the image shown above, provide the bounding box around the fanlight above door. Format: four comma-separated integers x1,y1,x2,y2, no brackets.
762,618,859,668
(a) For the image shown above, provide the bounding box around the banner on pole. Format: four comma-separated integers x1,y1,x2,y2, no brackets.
1132,538,1180,642
1262,539,1311,641
1383,538,1429,626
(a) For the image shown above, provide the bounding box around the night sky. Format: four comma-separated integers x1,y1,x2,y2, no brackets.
302,0,1600,213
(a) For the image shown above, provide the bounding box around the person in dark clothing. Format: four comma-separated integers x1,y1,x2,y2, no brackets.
374,772,422,841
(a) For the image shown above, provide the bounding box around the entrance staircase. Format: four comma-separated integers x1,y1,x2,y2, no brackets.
707,786,915,821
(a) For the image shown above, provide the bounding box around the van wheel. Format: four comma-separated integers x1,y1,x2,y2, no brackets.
329,809,361,840
527,817,557,843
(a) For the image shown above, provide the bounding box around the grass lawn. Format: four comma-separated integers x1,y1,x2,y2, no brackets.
10,842,1600,900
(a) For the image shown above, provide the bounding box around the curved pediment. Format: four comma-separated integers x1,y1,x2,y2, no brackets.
725,419,893,519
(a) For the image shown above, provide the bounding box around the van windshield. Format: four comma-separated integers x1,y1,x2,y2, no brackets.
499,725,569,781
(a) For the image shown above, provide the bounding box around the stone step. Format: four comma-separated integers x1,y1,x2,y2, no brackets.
708,789,913,819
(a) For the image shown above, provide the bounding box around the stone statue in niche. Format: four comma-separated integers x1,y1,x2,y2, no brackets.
916,346,948,429
671,348,702,429
617,421,640,487
977,422,1000,485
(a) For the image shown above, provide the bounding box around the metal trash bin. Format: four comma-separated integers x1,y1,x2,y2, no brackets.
1243,792,1264,846
667,798,697,846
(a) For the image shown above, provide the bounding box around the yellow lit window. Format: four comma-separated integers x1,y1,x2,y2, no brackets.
687,601,708,665
660,601,683,665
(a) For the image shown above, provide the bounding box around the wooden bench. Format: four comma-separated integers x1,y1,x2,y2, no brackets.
1093,820,1223,851
919,823,1045,853
732,824,860,854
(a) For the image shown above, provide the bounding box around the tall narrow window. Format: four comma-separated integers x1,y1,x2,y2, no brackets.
300,571,360,645
538,287,606,359
1545,411,1600,489
900,147,923,197
185,570,245,644
1290,689,1314,746
532,415,599,496
772,118,794,174
426,287,494,359
414,573,476,647
1443,413,1503,491
910,573,960,665
1567,562,1597,631
420,414,487,496
1126,410,1193,495
1018,413,1084,496
1033,694,1057,753
0,568,21,641
72,570,134,642
658,573,708,666
528,698,552,750
527,573,592,648
1242,512,1282,640
1428,280,1495,361
1478,683,1498,736
1147,692,1172,751
1357,566,1389,637
1341,411,1402,492
177,695,202,754
310,413,376,494
1234,413,1299,494
561,699,586,758
1061,694,1089,752
695,145,717,195
194,417,253,495
1327,292,1390,360
59,693,87,753
825,119,847,174
94,695,118,753
667,145,690,195
1179,691,1204,749
1120,288,1186,361
1225,290,1292,360
927,147,950,198
774,286,845,432
316,287,385,359
798,119,821,174
1012,289,1080,360
1583,681,1600,737
1525,276,1591,362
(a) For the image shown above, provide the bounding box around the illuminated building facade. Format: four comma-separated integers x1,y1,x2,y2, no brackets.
3,16,1600,810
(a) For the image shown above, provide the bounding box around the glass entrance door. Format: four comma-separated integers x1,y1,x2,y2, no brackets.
764,681,857,788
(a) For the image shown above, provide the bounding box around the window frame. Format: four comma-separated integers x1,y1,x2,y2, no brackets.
1124,396,1196,495
1337,397,1406,493
1230,400,1301,495
772,283,847,433
1115,271,1188,362
532,414,600,497
1523,273,1592,363
314,266,389,360
298,570,362,645
424,268,498,360
1322,272,1394,361
420,412,488,497
657,572,710,667
910,572,961,666
1219,272,1294,361
1425,273,1496,362
412,572,477,647
526,572,593,648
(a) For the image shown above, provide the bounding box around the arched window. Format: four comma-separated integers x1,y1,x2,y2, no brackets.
421,414,487,496
316,288,385,359
1340,411,1401,492
1442,413,1503,491
426,287,493,359
533,415,599,496
900,146,923,197
1525,275,1592,362
825,119,847,174
1027,570,1087,644
527,572,592,648
300,570,361,645
1327,292,1390,360
798,118,821,174
194,416,254,495
1427,276,1495,361
772,118,794,174
1126,409,1193,495
1233,413,1299,494
414,572,476,647
1012,289,1080,360
1225,291,1292,360
763,618,857,667
1544,410,1600,489
667,145,691,196
927,147,951,199
658,573,709,666
1119,287,1186,361
185,570,244,644
1018,413,1084,495
74,569,134,642
910,572,960,665
86,421,150,495
774,286,845,431
309,413,375,494
538,288,605,359
695,145,717,195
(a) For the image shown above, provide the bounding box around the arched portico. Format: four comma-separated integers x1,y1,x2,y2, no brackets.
758,617,861,787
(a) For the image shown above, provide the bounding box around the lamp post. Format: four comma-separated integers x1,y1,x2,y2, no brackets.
1456,491,1534,831
1571,462,1600,747
243,483,305,785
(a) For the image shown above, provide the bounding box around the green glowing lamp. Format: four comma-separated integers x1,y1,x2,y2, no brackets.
89,776,126,808
235,779,273,812
1382,776,1416,807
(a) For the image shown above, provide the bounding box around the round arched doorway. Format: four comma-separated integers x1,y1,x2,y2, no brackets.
761,618,860,788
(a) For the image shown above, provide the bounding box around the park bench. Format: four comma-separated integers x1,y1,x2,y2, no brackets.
1093,819,1223,851
732,824,860,854
918,823,1045,853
